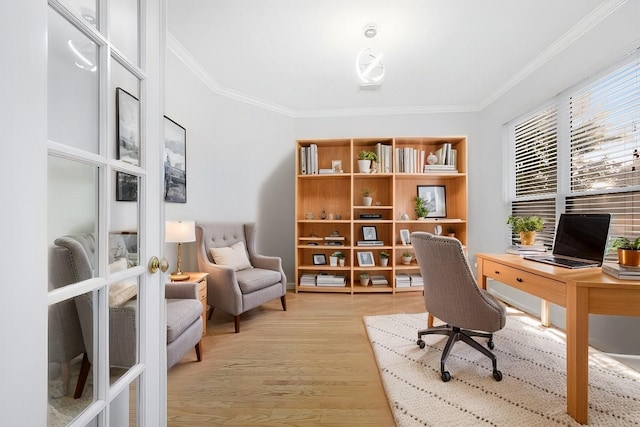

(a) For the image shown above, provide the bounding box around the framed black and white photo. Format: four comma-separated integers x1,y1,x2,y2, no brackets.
357,251,375,267
400,229,411,245
417,185,447,218
362,225,378,241
312,254,327,265
164,116,187,203
116,171,138,202
116,87,140,166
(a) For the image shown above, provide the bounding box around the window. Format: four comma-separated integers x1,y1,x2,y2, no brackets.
509,52,640,255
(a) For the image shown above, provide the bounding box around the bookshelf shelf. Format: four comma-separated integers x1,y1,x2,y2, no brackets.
295,136,468,294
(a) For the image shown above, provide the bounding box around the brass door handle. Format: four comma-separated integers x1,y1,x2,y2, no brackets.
148,257,169,273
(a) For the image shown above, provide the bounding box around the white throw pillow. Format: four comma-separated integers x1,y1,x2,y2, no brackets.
209,241,253,271
108,258,137,306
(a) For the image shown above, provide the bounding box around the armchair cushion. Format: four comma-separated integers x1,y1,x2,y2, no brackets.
236,268,282,294
108,257,137,306
209,241,253,271
166,299,202,344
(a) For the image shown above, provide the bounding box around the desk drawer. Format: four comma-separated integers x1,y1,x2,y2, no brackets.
197,281,207,301
483,260,565,306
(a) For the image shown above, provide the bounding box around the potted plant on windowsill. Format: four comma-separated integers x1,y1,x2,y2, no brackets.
359,272,370,286
414,196,428,220
507,215,543,246
361,188,373,206
358,150,378,173
380,251,390,267
610,236,640,267
332,250,346,267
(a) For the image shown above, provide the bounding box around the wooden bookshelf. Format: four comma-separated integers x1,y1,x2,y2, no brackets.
295,136,468,294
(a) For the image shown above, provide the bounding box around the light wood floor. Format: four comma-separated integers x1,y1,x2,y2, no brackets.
167,290,425,426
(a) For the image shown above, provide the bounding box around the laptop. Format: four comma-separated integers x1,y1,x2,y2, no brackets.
524,213,611,269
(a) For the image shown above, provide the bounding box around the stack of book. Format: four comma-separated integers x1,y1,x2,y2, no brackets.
410,274,423,287
370,275,389,286
602,263,640,280
375,142,393,173
299,144,318,175
423,164,458,173
300,274,317,286
316,274,347,287
395,273,411,288
505,243,547,256
357,240,384,246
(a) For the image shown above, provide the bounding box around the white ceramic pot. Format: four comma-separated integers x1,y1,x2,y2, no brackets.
380,258,389,267
362,196,373,206
402,256,412,265
358,159,371,173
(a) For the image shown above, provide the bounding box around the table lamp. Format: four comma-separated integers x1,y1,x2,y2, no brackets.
165,220,195,281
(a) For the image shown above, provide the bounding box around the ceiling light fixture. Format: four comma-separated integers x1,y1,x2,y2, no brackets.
356,48,385,86
363,24,378,38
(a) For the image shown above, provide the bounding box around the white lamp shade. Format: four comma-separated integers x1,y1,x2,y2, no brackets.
165,220,196,243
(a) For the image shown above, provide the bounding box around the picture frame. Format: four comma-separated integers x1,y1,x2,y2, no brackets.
116,87,140,166
400,229,411,245
362,225,378,241
164,116,187,203
116,171,138,202
417,185,447,218
357,251,375,267
331,159,342,173
312,254,327,265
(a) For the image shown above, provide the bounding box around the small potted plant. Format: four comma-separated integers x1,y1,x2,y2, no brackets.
379,251,390,267
358,150,378,173
359,272,370,286
414,196,428,220
447,226,456,238
402,251,413,265
361,188,373,206
507,215,544,246
610,236,640,267
332,250,346,267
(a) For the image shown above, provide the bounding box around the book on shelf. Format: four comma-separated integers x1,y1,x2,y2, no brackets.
318,168,334,174
375,142,393,173
370,275,389,285
300,274,317,286
316,274,347,286
300,144,319,175
324,235,346,241
395,273,411,288
505,244,547,255
359,213,383,219
409,273,423,286
602,262,640,280
357,240,384,246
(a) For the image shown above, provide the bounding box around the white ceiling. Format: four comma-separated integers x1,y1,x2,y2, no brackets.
167,0,620,116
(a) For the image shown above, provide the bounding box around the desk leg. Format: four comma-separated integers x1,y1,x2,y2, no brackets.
540,300,550,327
566,284,589,424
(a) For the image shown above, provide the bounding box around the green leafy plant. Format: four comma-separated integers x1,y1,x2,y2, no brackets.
361,188,371,197
380,251,390,259
610,236,640,251
359,272,370,279
446,226,456,234
402,251,412,258
414,196,429,218
358,150,378,162
332,251,345,258
506,215,544,233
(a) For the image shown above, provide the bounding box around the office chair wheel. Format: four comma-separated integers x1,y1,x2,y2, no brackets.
487,339,495,350
441,371,451,382
417,339,426,349
493,370,503,381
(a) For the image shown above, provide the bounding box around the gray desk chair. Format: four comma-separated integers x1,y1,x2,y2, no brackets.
196,223,287,333
411,232,506,382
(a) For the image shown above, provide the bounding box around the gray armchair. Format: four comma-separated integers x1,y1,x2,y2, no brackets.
196,223,287,333
51,234,203,398
411,232,506,382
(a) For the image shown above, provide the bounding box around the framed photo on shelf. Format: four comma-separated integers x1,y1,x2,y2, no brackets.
164,116,187,203
357,251,375,267
116,87,140,166
116,171,138,202
362,225,378,241
417,185,447,218
399,229,411,245
331,159,342,173
312,254,327,265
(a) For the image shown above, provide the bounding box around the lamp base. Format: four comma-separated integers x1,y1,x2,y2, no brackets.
170,272,190,281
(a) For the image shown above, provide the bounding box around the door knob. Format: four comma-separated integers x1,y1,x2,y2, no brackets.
148,257,170,273
159,257,169,273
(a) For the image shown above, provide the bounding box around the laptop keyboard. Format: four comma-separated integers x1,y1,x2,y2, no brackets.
547,257,594,268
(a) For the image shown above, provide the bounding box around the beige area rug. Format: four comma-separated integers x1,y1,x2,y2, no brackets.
364,309,640,426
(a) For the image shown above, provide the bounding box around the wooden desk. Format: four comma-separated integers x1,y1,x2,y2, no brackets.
172,272,208,336
476,253,640,424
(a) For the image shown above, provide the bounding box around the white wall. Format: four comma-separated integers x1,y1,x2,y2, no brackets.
164,0,640,362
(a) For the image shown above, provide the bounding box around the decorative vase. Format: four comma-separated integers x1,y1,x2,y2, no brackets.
618,248,640,267
358,159,371,173
519,231,536,246
362,196,373,206
329,256,338,267
339,258,345,267
380,258,389,267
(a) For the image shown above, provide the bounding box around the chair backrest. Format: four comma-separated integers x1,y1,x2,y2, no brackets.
411,232,504,332
196,223,255,265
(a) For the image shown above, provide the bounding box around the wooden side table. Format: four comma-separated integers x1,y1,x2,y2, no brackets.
172,272,208,336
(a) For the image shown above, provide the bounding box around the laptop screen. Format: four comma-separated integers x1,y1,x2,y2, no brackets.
553,213,611,263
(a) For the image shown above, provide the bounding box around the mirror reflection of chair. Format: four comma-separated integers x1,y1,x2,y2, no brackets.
411,232,506,382
196,223,287,333
51,234,203,398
